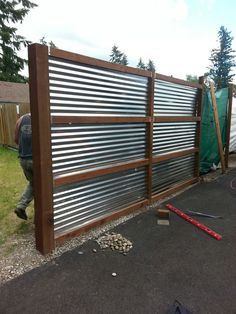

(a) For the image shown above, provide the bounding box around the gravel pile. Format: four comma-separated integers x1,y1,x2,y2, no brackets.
96,232,133,254
0,208,145,286
0,186,197,286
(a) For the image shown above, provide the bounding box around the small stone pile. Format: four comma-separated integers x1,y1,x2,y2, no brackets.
96,232,133,254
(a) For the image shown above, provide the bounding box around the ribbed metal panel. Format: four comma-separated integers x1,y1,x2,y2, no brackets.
154,80,198,116
48,57,148,116
53,167,147,235
152,155,195,194
51,123,146,174
153,122,197,155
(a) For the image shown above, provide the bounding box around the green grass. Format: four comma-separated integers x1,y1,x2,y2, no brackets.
0,146,34,246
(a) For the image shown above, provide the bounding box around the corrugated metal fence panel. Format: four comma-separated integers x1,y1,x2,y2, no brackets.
152,154,195,194
51,123,146,174
48,57,148,116
154,79,198,116
153,122,197,155
53,167,147,235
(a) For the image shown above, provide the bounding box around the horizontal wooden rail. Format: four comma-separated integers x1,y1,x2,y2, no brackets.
152,148,199,164
51,116,151,124
50,48,153,78
155,73,203,89
54,159,149,187
151,177,198,202
154,116,201,123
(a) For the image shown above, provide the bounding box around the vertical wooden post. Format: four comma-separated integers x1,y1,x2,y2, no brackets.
225,84,233,168
146,73,154,203
28,44,55,254
209,82,226,173
195,76,204,178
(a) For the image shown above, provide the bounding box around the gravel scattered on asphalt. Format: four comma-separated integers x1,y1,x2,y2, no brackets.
0,171,218,287
0,208,146,286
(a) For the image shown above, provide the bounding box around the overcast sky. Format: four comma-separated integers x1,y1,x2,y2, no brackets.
17,0,236,82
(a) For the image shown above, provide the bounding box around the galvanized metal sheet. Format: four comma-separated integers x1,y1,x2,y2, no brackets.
51,123,146,174
47,55,200,237
53,167,147,235
49,57,148,116
152,155,195,194
154,80,198,116
153,122,197,155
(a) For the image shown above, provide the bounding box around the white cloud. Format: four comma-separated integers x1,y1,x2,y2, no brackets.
16,0,236,82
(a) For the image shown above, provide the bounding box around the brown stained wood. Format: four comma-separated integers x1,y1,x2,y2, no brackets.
50,48,152,78
155,73,203,89
152,148,199,164
55,199,149,243
52,116,151,124
151,177,198,202
195,77,204,177
225,84,234,168
154,116,201,123
28,44,55,255
54,159,149,187
209,82,226,173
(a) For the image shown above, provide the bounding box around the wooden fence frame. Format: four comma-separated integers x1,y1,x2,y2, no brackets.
28,44,204,254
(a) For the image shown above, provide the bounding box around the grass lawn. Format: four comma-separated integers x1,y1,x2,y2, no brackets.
0,146,34,246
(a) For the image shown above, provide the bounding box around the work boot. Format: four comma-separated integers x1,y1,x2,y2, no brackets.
14,208,28,220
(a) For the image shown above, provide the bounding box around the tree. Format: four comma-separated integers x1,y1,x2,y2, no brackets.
0,0,37,83
146,59,155,71
39,36,47,46
186,74,198,83
109,45,128,65
49,41,57,49
137,57,146,69
121,54,128,65
40,37,57,49
208,26,236,90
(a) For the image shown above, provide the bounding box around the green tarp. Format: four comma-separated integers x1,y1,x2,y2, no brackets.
200,87,228,174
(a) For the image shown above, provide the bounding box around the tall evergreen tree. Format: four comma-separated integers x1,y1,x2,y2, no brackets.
109,45,128,65
40,37,57,49
137,57,146,69
39,36,47,46
121,54,128,65
186,74,198,83
0,0,37,82
146,59,155,71
49,40,57,49
208,26,236,90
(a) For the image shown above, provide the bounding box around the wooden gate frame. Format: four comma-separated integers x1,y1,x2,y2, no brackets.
28,44,204,254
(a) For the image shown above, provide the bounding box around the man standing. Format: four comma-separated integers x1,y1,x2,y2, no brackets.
14,113,33,220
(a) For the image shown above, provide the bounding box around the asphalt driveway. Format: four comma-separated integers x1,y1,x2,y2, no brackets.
1,170,236,314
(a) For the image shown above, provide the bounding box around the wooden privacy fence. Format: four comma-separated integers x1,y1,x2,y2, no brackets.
0,81,30,148
28,44,203,254
0,103,30,148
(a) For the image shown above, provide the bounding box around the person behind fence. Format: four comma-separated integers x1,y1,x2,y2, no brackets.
14,113,33,220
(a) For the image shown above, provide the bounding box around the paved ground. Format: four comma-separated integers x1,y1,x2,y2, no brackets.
1,170,236,314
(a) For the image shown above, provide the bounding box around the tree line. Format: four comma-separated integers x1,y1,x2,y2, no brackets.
0,0,235,91
109,44,156,71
